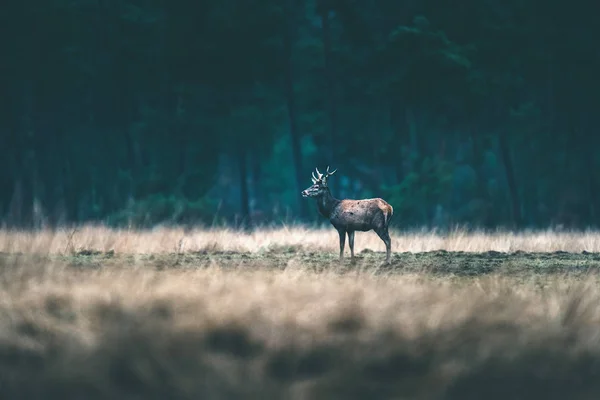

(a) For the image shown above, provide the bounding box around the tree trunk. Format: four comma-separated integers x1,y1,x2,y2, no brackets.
471,129,491,227
585,151,597,227
21,81,36,228
498,131,521,227
581,114,598,227
406,106,419,172
238,148,251,229
176,91,187,177
284,1,307,219
252,151,262,208
389,102,405,182
320,2,337,192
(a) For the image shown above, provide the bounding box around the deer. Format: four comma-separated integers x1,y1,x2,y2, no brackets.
301,166,394,264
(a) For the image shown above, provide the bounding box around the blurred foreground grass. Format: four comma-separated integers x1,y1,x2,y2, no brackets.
2,227,600,399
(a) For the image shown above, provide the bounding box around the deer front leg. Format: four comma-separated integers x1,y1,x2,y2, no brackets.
347,231,355,260
337,229,346,260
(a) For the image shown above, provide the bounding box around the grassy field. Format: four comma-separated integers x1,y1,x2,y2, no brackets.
3,226,600,399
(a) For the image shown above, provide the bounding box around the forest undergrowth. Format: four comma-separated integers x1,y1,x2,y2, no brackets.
2,226,600,399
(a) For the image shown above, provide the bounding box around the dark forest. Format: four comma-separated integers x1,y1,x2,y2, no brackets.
1,0,598,230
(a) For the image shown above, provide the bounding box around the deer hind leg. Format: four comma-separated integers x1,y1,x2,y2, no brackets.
347,231,355,260
337,229,346,260
375,228,392,264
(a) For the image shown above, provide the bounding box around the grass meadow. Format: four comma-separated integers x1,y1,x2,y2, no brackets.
3,225,600,399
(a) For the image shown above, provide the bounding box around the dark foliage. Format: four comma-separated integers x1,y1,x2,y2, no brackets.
1,0,598,229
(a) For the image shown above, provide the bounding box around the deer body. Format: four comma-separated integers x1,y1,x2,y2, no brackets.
302,167,393,263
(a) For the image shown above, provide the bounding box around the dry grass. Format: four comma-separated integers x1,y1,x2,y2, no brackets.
3,226,600,399
2,225,600,254
2,260,600,399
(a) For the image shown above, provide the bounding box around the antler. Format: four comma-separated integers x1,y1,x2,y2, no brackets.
311,167,335,184
321,166,337,185
315,168,324,181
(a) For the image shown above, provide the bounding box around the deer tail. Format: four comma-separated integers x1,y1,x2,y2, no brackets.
384,204,393,227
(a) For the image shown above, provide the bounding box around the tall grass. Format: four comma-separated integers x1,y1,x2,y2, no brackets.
2,225,600,254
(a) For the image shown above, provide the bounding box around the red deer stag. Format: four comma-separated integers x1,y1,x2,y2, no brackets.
301,167,394,264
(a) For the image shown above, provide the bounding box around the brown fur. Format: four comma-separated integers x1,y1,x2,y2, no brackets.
302,169,394,264
335,199,393,232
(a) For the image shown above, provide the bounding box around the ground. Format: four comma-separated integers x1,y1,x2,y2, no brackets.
30,246,600,278
2,226,600,399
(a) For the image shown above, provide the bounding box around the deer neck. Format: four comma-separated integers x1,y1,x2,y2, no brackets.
317,188,340,219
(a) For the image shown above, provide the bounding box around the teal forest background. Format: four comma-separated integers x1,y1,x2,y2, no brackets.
1,0,598,230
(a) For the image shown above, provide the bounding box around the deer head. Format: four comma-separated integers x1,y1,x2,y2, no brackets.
301,166,337,198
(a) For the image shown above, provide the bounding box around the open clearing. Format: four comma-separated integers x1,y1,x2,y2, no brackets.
3,226,600,399
37,246,600,278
